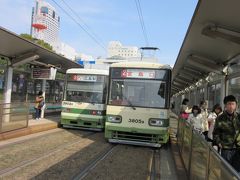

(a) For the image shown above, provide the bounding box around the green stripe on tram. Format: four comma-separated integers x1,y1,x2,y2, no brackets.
62,107,106,115
66,108,90,114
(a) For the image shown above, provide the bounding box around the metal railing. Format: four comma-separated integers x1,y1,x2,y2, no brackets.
177,118,240,180
0,103,29,133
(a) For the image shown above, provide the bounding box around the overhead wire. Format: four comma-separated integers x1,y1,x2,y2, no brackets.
60,0,105,45
50,0,107,51
134,0,149,46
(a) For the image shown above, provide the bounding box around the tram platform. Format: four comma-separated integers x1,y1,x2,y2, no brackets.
169,112,188,180
0,116,60,141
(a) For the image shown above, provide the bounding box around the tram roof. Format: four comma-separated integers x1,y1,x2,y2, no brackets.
67,68,109,75
110,61,171,69
172,0,240,95
0,27,82,73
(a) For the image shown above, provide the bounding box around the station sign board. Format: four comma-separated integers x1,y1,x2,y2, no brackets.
32,67,57,80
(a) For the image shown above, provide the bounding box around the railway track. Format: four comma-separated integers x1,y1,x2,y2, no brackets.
0,130,178,179
0,131,97,178
72,144,117,180
149,149,161,180
148,141,178,180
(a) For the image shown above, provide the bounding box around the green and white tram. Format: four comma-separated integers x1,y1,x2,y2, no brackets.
61,68,108,131
105,62,171,147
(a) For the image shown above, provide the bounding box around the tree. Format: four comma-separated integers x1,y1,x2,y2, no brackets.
20,34,53,51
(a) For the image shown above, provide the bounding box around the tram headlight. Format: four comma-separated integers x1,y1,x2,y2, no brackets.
149,118,164,127
107,115,122,123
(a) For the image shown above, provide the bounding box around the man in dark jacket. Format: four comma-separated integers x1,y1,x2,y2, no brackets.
213,95,240,173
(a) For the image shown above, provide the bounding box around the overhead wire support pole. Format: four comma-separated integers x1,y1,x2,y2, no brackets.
50,0,107,52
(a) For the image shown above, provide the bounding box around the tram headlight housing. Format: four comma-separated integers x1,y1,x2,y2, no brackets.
91,110,103,115
107,115,122,123
149,118,164,127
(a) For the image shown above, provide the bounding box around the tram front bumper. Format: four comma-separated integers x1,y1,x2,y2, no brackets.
61,113,105,129
104,124,169,145
108,139,161,147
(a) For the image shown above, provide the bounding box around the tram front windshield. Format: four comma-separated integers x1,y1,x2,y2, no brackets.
66,74,107,104
108,68,170,108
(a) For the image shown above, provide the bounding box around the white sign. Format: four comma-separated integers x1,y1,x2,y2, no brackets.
72,75,97,82
121,69,155,79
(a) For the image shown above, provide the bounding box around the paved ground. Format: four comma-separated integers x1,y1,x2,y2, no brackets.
0,113,186,180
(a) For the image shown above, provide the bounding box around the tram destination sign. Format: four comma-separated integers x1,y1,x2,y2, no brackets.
121,69,155,79
111,68,168,80
71,74,97,82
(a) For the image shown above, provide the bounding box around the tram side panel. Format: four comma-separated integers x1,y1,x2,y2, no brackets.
61,101,106,130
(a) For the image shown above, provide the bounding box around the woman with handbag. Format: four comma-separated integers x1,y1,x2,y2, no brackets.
34,91,44,120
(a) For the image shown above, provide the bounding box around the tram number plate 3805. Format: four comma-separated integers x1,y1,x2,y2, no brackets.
128,118,144,124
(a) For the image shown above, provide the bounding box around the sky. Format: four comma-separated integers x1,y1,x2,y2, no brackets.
0,0,198,66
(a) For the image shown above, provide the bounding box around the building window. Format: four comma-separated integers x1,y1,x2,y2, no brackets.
208,83,221,109
197,88,204,103
215,83,221,105
228,77,240,110
52,11,55,19
40,6,48,14
36,2,39,15
189,91,195,106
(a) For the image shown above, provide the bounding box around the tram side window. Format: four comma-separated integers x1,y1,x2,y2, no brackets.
145,81,166,107
66,81,106,104
67,91,84,102
66,91,104,104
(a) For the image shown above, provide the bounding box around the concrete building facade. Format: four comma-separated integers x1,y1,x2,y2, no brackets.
108,41,140,58
31,0,60,50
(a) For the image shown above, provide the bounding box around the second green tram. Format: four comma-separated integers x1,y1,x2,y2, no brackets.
61,68,109,131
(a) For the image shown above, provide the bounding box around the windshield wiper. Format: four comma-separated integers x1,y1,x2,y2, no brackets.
123,96,136,110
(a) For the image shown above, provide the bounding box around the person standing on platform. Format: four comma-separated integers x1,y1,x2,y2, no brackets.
200,100,209,140
180,98,192,119
213,95,240,173
207,104,222,141
34,91,44,120
187,105,204,134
